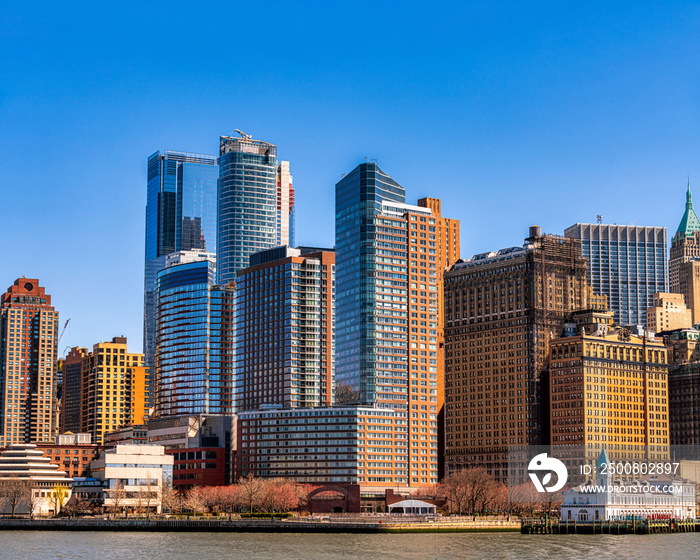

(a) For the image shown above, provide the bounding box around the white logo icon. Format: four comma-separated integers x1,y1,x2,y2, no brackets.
528,453,568,493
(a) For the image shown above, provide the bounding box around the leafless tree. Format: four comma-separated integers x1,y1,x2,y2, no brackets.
109,481,127,517
335,381,361,405
258,479,301,513
184,486,206,514
237,474,264,513
0,480,29,517
20,483,41,518
442,468,502,515
160,479,181,514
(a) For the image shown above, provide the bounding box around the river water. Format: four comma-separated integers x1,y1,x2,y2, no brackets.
2,531,700,560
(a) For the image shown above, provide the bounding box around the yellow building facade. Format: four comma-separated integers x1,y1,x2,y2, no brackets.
550,328,669,479
80,337,148,444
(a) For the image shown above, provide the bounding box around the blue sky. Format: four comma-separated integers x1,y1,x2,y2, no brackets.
2,2,700,353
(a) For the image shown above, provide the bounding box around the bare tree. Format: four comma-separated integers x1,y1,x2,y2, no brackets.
184,487,206,514
142,475,158,516
219,484,242,513
442,468,501,515
335,381,361,405
160,479,181,514
0,480,29,518
108,481,127,517
237,474,264,513
20,483,41,518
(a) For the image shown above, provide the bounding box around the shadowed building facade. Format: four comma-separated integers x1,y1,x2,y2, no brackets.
444,227,589,481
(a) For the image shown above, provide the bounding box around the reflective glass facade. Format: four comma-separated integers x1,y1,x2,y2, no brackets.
217,136,278,285
335,163,406,405
143,150,218,385
565,224,668,326
155,260,235,417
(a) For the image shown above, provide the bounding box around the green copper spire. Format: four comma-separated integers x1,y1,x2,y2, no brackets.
676,181,700,237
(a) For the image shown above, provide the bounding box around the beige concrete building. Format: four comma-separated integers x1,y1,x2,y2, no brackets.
678,260,700,324
647,293,692,333
90,444,173,514
0,444,72,516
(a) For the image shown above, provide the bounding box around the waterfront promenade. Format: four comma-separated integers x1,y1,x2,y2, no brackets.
0,515,520,533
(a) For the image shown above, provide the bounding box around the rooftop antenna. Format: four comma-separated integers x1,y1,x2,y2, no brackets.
597,215,602,224
234,129,252,140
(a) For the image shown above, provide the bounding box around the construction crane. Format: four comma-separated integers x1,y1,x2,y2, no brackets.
57,318,71,345
235,129,252,140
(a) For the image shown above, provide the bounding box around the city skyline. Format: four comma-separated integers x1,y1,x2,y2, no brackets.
4,3,700,354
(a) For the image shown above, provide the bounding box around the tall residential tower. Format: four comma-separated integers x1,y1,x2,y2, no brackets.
235,246,335,411
0,279,59,446
155,256,235,417
335,162,460,486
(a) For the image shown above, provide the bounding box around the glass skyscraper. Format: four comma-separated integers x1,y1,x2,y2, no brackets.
565,223,668,326
155,257,235,417
217,135,278,285
143,150,218,383
335,162,406,405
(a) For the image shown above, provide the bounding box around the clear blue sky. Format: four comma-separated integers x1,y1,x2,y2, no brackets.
2,2,700,354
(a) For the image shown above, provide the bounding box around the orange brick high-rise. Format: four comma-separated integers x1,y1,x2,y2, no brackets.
0,278,59,445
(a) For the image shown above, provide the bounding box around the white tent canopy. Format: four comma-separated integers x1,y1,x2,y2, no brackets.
387,499,437,515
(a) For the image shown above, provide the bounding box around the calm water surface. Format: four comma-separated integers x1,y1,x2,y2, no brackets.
1,531,700,560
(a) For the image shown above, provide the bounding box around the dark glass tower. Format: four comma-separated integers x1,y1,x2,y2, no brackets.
143,150,218,385
217,135,278,285
335,162,406,405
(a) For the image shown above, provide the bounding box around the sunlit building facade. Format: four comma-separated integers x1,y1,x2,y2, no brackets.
217,134,278,284
235,246,335,411
155,258,235,417
79,337,149,445
277,161,295,247
0,279,59,446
